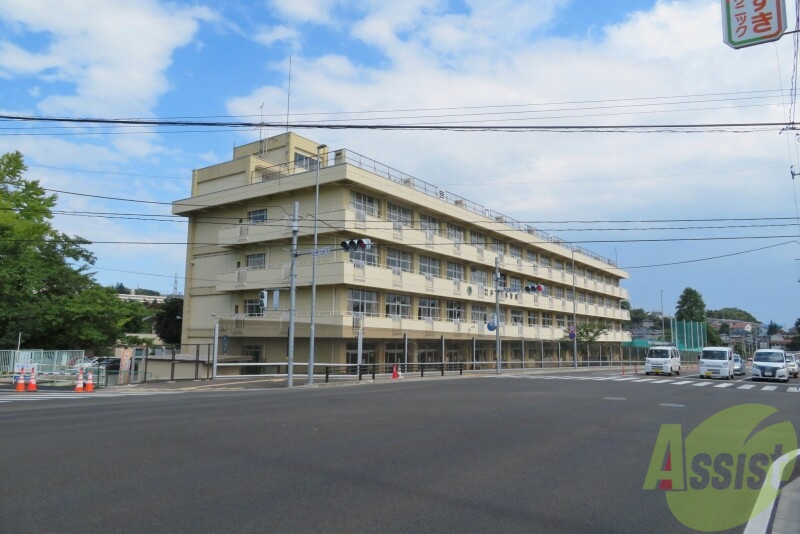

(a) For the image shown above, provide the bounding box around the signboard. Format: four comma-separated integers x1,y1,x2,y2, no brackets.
311,247,330,256
722,0,787,49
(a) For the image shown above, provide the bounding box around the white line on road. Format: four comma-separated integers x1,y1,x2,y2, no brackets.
604,397,626,401
659,403,685,408
761,386,778,391
671,381,693,385
788,387,800,393
714,383,735,388
692,382,713,387
738,385,756,390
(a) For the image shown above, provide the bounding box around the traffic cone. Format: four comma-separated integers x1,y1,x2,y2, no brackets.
74,368,84,393
392,364,399,380
26,367,37,392
85,371,94,393
15,367,26,392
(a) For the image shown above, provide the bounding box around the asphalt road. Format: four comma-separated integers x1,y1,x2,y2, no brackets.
1,370,798,533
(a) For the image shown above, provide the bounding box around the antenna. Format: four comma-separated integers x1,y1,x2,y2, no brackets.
173,273,179,297
286,55,292,136
259,102,264,142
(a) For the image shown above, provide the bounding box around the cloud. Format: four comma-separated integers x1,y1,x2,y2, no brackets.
0,0,216,118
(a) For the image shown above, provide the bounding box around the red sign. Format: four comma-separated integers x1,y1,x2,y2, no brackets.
722,0,787,49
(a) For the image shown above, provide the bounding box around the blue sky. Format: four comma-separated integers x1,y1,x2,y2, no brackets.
2,0,800,328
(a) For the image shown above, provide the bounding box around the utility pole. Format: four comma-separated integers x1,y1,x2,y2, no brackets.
572,248,578,368
495,256,502,374
308,144,326,385
287,201,299,387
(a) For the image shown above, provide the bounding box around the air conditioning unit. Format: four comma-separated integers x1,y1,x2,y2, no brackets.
425,273,434,281
454,199,464,208
392,267,401,276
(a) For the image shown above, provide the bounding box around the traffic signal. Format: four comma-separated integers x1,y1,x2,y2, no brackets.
341,238,372,251
524,283,543,293
259,290,268,309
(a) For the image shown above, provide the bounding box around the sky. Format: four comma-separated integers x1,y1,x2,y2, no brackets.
2,0,800,328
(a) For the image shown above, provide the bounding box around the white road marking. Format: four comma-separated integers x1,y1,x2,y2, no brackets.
692,382,713,387
671,381,693,385
714,383,735,388
761,386,778,391
738,385,756,390
659,403,685,408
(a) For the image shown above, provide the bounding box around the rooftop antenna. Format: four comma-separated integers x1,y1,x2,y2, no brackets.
285,55,292,166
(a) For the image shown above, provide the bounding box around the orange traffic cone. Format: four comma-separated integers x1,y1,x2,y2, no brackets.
74,368,84,393
26,367,37,392
15,367,26,392
392,364,399,379
85,371,94,393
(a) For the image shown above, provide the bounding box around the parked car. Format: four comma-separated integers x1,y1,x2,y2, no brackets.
93,357,121,371
751,349,789,383
785,353,799,378
732,354,745,375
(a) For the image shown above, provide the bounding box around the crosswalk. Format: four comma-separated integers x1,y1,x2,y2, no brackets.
502,373,800,393
0,389,181,404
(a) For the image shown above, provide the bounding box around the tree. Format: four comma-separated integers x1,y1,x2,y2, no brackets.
628,308,647,323
572,322,608,343
0,151,144,351
675,288,706,322
766,321,782,336
153,297,183,345
706,307,758,322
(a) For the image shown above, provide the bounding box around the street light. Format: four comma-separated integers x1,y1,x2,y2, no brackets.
210,313,219,379
308,143,326,386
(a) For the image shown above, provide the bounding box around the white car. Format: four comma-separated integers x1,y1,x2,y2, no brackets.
751,349,789,382
644,345,681,376
784,353,798,378
699,346,734,380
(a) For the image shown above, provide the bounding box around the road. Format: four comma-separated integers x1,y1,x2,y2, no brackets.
1,369,798,533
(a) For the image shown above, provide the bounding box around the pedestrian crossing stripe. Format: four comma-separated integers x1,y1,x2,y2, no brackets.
500,374,800,393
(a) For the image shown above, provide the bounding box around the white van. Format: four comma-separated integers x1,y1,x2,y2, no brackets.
644,344,681,375
699,346,734,380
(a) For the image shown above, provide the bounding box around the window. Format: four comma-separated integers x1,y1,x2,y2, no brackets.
248,209,267,223
245,299,261,316
446,300,465,321
446,222,464,242
348,245,378,266
490,237,504,254
386,293,411,318
509,244,521,259
526,250,537,263
419,255,440,277
554,259,564,271
567,289,574,301
418,213,439,233
509,276,521,292
246,253,266,270
588,294,596,305
542,313,552,327
470,267,488,285
555,287,565,299
511,309,523,324
446,262,464,281
386,248,412,272
350,191,380,217
539,284,550,297
348,289,379,316
578,292,586,303
527,310,538,326
294,152,318,171
471,304,487,323
470,231,485,247
556,314,566,328
418,297,440,320
387,203,413,226
540,255,551,268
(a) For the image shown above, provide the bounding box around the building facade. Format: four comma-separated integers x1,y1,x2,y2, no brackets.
173,132,631,375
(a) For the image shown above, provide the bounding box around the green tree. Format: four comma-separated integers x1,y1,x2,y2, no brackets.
706,307,758,322
572,322,608,343
675,288,706,322
153,297,183,345
629,308,647,323
0,151,143,350
767,321,782,336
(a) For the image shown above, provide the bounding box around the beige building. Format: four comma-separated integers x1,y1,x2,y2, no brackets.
173,132,631,376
